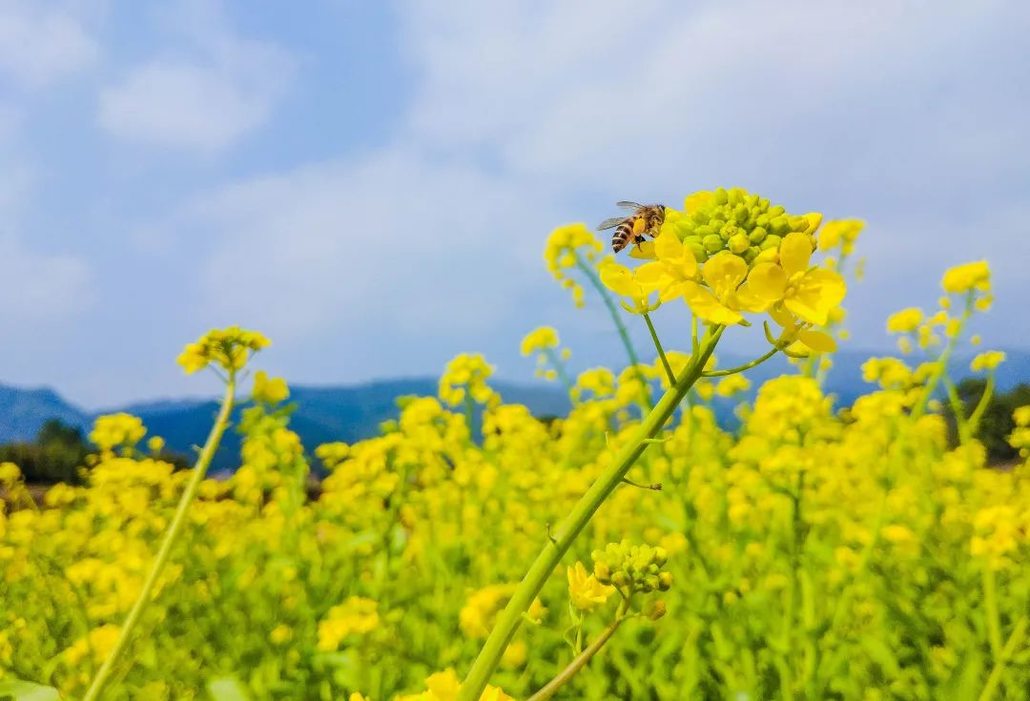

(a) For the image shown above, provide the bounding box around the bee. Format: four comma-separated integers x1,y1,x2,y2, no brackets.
597,201,667,253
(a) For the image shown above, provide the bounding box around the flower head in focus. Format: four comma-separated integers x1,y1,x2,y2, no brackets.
177,326,270,375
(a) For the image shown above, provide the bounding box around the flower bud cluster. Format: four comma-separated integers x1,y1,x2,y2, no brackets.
592,540,673,594
661,187,819,266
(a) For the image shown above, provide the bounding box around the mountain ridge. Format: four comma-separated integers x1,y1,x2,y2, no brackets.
2,349,1028,470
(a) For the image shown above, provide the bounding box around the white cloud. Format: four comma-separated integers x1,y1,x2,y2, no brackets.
179,0,1030,368
97,5,294,151
185,149,559,341
0,1,98,88
0,236,93,322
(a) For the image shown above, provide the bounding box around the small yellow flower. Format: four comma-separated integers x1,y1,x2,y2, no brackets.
567,561,614,612
253,371,290,404
970,351,1006,373
177,326,270,375
886,307,924,334
746,233,847,327
599,261,660,314
941,260,990,294
520,326,559,356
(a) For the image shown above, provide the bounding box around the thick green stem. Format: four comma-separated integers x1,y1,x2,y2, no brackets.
526,602,631,701
643,312,675,386
457,327,723,701
82,375,237,701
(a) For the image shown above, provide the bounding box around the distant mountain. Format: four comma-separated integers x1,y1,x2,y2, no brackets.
1,350,1028,471
0,385,90,441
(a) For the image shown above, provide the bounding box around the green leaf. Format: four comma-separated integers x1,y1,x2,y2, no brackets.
206,676,252,701
0,680,62,701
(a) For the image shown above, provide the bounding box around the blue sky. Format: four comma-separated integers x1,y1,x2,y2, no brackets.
1,0,1028,408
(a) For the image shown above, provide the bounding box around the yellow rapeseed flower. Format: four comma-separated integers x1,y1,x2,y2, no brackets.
970,351,1006,373
177,326,270,375
886,307,924,334
252,371,290,404
519,326,559,356
567,561,614,611
941,261,990,294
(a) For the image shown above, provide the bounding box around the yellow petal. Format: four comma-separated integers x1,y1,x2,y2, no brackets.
780,232,813,277
654,232,684,261
803,212,823,234
784,269,846,325
635,262,666,289
735,282,772,313
744,263,787,301
768,304,797,329
683,282,744,325
629,241,656,259
599,263,638,298
798,329,837,353
684,190,713,213
702,252,747,299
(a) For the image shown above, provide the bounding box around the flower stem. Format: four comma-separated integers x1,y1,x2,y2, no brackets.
643,312,675,386
456,326,724,701
82,375,237,701
983,566,1003,658
526,602,631,701
703,346,781,378
978,616,1028,701
574,254,650,398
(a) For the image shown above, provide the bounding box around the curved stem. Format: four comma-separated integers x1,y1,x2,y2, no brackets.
643,312,675,386
527,603,631,701
457,327,724,701
703,346,780,378
82,375,237,701
968,374,996,434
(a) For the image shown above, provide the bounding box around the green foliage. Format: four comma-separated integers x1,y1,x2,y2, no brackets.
953,380,1030,463
0,419,89,485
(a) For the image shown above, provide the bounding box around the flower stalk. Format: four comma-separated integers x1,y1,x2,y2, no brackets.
457,326,723,701
82,373,237,701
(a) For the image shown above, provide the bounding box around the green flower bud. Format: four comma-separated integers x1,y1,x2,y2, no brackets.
748,226,767,244
658,572,674,591
703,235,724,253
728,233,750,254
760,234,782,251
770,216,790,236
684,240,707,262
646,600,667,620
612,571,631,588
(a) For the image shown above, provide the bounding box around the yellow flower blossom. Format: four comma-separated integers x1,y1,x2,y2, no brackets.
886,307,924,334
252,370,290,404
177,326,270,374
316,597,379,651
567,561,614,611
520,326,559,356
941,260,990,294
970,351,1006,373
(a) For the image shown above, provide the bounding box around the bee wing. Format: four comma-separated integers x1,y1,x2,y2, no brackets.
616,200,644,210
597,217,626,230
